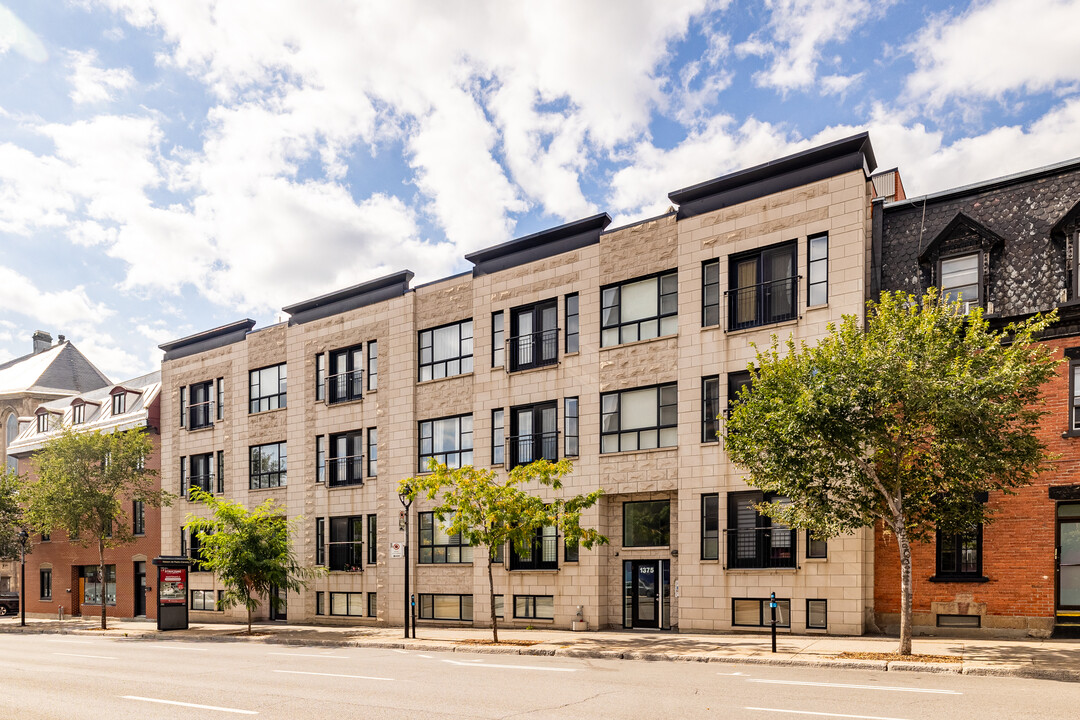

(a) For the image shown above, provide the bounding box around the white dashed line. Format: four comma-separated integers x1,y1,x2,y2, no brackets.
122,696,257,715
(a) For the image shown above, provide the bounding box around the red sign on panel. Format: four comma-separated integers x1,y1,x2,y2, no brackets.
159,567,187,605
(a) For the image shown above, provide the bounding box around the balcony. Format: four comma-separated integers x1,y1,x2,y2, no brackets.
327,455,364,487
188,401,214,430
507,431,558,469
328,370,363,404
725,276,799,331
508,328,559,372
725,527,798,569
328,541,363,572
186,473,215,498
509,533,559,570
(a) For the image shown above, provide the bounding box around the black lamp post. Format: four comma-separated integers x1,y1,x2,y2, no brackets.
397,485,414,640
17,529,29,627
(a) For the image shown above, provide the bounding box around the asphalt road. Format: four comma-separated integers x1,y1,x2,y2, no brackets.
0,633,1077,719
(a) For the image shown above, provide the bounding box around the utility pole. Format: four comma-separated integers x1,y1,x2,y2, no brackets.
398,487,413,640
18,529,29,628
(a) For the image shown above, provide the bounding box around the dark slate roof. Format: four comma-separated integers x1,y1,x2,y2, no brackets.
464,213,612,276
282,270,414,325
0,341,111,396
159,319,257,362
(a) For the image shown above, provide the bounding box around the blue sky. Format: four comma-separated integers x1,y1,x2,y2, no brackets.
2,0,1080,379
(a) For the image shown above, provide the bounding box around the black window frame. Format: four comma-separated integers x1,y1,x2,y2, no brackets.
367,427,378,478
601,270,678,347
329,591,365,616
179,386,186,428
564,538,579,563
564,397,579,457
133,500,145,536
727,240,798,331
367,341,378,391
419,593,473,621
188,380,214,429
726,490,796,569
934,524,984,581
191,589,222,611
187,452,214,496
806,530,828,559
327,345,364,404
509,525,558,571
418,319,474,382
249,441,287,489
1071,359,1080,433
727,370,753,417
112,392,126,416
806,599,827,629
509,299,559,372
418,414,473,472
492,408,505,465
600,382,678,454
565,293,579,353
701,493,719,560
315,517,325,566
188,529,207,572
623,499,671,548
513,594,554,620
367,592,377,618
248,363,287,414
40,568,52,600
367,513,377,566
315,353,326,402
327,430,364,487
316,591,325,615
702,259,720,327
419,511,473,564
508,401,558,469
938,250,983,312
328,515,363,572
807,232,828,307
216,450,224,494
315,435,325,483
72,402,85,425
492,311,505,369
216,377,224,421
702,375,720,443
732,597,791,628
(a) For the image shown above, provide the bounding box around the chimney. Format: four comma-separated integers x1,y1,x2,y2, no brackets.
57,335,66,344
32,331,53,354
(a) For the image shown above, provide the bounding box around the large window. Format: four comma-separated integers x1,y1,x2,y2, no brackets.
191,589,222,611
733,598,790,628
39,568,51,600
509,525,558,570
328,431,363,487
328,345,363,404
509,402,557,468
249,442,286,489
510,299,558,371
330,592,365,616
728,242,797,331
623,500,670,547
186,453,214,495
702,376,720,443
514,595,554,620
249,364,287,414
701,494,719,560
727,491,796,569
601,271,677,347
187,380,214,428
703,260,720,327
419,511,473,564
82,565,116,606
418,415,473,471
328,516,363,572
601,384,677,453
940,253,980,310
419,320,473,381
419,594,473,621
807,233,828,306
935,525,983,580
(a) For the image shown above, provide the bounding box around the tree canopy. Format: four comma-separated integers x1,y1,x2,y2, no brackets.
724,291,1059,654
0,467,25,562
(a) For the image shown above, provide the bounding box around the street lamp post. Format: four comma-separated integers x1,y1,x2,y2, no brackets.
18,529,29,628
397,486,413,640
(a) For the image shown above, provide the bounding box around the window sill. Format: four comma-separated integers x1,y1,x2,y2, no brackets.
805,303,829,312
248,406,287,417
725,317,800,336
724,567,798,574
600,446,677,457
507,568,560,573
599,332,678,352
700,559,721,564
506,363,559,376
185,424,216,434
804,557,828,563
1062,429,1080,438
417,372,474,387
328,569,364,574
418,562,474,567
928,575,989,583
511,618,555,623
249,485,287,493
325,397,363,408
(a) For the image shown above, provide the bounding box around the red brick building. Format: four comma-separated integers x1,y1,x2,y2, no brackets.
874,159,1080,637
7,372,162,620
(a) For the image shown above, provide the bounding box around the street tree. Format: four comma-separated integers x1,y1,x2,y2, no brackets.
724,291,1058,655
185,489,321,634
24,427,165,630
400,459,607,643
0,467,25,562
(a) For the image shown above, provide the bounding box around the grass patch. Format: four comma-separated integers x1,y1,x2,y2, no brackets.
455,639,542,647
836,651,961,663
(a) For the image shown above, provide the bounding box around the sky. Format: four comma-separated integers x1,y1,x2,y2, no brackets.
2,0,1080,380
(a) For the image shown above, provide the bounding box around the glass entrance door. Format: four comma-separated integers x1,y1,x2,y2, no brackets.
1058,504,1080,620
633,561,658,628
134,562,146,617
270,585,287,621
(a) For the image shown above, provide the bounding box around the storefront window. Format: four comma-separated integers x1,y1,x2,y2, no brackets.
83,565,117,606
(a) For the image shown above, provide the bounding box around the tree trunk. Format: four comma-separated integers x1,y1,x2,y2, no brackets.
488,551,498,643
98,538,107,631
247,605,252,635
896,525,913,656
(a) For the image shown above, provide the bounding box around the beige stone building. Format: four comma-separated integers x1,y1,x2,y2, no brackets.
159,133,884,634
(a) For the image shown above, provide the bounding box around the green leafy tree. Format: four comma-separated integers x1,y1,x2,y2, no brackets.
0,467,26,562
24,427,165,630
185,489,321,634
400,459,607,642
724,291,1058,655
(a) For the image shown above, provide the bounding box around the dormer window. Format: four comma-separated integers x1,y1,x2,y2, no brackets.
72,403,85,424
940,253,981,311
112,392,126,415
36,413,49,433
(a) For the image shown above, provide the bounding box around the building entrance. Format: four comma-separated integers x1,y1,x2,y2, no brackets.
623,559,671,629
1057,504,1080,631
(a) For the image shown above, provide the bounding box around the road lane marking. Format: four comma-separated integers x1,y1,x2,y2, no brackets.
45,639,94,645
418,654,433,659
391,649,408,655
145,644,209,651
53,652,115,660
747,680,960,695
122,696,257,715
441,659,576,672
273,670,393,681
745,708,909,720
267,652,349,659
716,671,747,676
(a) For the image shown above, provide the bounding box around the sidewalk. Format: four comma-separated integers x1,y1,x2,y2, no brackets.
3,616,1079,682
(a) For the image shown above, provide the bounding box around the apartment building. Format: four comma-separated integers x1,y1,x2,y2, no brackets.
6,371,162,620
159,133,881,634
875,157,1080,637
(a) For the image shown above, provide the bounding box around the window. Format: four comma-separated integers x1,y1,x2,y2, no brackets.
189,530,207,571
806,531,827,559
316,435,325,483
249,364,287,413
727,491,796,569
565,293,579,353
494,594,504,618
940,253,980,310
418,415,473,471
327,345,363,403
316,591,325,615
733,598,790,628
514,595,554,620
367,341,378,391
330,592,365,616
1071,361,1080,432
216,378,224,421
419,511,473,563
40,533,49,542
187,453,214,495
509,402,557,468
703,259,720,327
728,242,797,330
492,312,505,368
180,386,186,428
316,353,326,402
180,527,186,557
419,594,473,621
601,271,678,347
36,413,49,433
492,409,505,465
727,371,752,416
701,494,719,560
133,501,145,535
807,599,827,629
82,565,116,606
937,614,980,628
367,428,378,478
187,381,214,428
419,320,473,381
191,589,221,611
807,233,828,306
328,516,363,572
702,376,720,443
367,592,377,618
510,299,558,371
39,568,51,600
564,539,579,563
315,518,325,566
367,513,377,566
249,442,286,489
601,383,677,453
328,431,364,487
179,460,185,498
6,413,18,472
623,500,670,547
935,524,983,580
564,397,579,457
216,450,224,494
112,392,126,415
509,525,558,570
72,403,85,425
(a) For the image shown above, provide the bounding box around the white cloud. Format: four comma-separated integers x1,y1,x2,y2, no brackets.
820,73,863,97
67,330,144,379
67,49,135,104
0,3,47,62
905,0,1080,108
0,265,112,327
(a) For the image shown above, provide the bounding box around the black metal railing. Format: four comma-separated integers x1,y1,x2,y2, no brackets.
509,534,559,570
725,527,798,569
726,276,799,331
186,473,215,498
188,401,214,430
327,370,363,404
508,328,559,372
507,431,559,468
327,455,364,487
328,541,363,572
